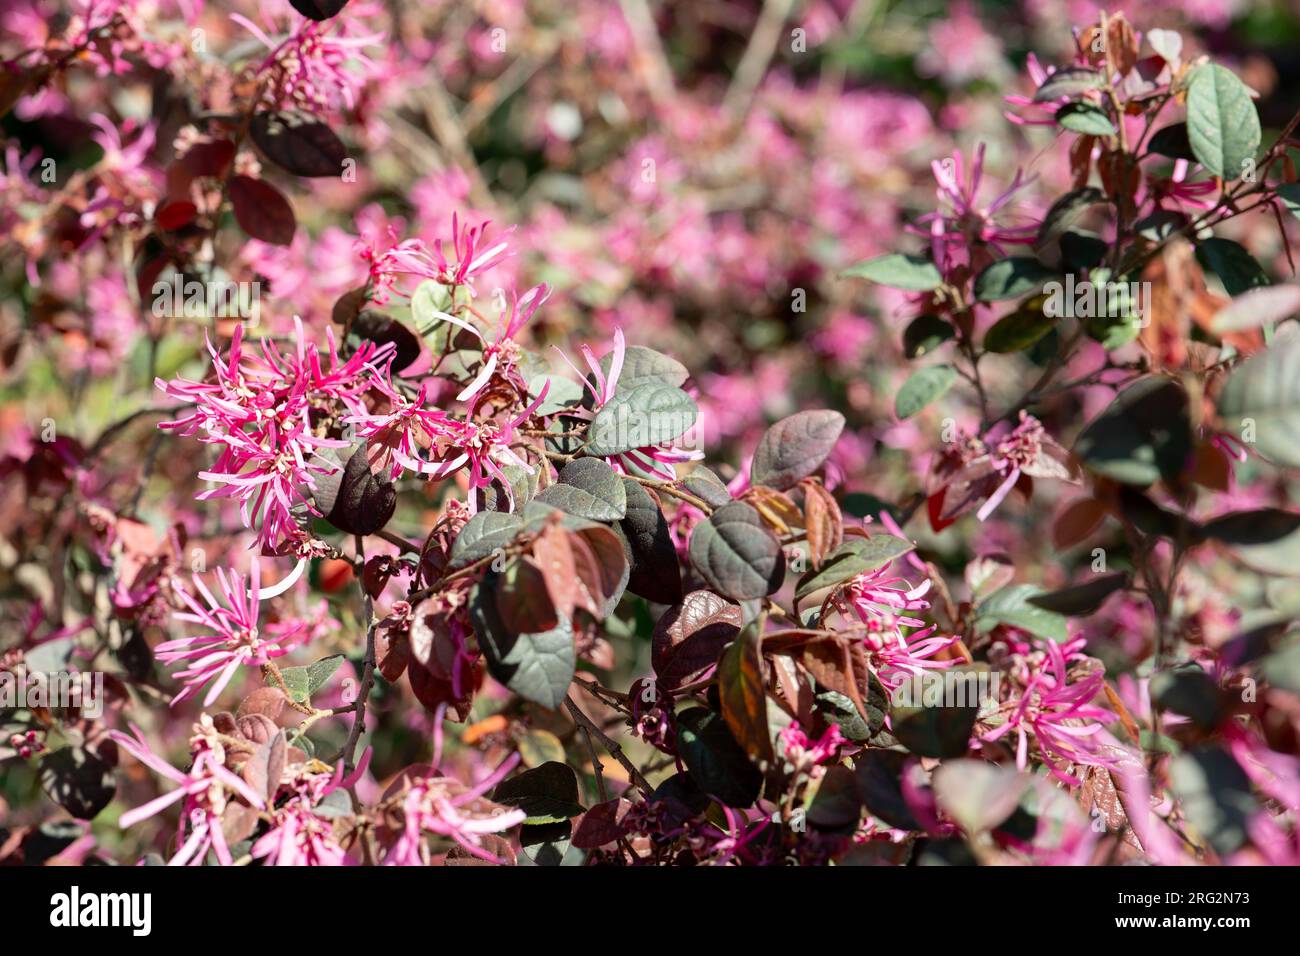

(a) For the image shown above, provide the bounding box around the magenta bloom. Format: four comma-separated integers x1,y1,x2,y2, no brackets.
358,215,510,305
911,144,1037,273
982,639,1119,785
231,10,382,113
840,562,957,691
110,717,266,867
156,320,388,551
250,758,368,867
383,758,526,865
780,722,846,770
345,370,546,509
555,327,703,480
156,562,305,708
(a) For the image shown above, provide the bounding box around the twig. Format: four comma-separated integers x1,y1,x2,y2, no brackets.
564,695,653,796
617,0,677,111
722,0,794,119
341,534,378,773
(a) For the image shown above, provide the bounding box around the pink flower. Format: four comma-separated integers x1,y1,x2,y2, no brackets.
232,9,383,113
554,328,703,480
780,722,846,770
358,215,511,305
110,716,266,867
1004,53,1078,127
838,561,957,691
345,369,546,508
156,561,309,708
912,144,1038,273
156,319,388,550
982,638,1119,785
382,714,525,865
250,757,369,866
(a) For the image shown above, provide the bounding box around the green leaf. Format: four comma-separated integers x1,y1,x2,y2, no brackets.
795,534,914,601
1134,209,1187,242
1055,102,1115,136
983,303,1056,353
890,665,986,758
1032,66,1105,102
975,584,1069,641
1276,183,1300,220
750,410,845,490
491,761,584,825
471,575,576,709
853,750,919,830
675,707,763,806
1260,636,1300,694
932,761,1030,834
895,365,957,419
1026,572,1130,616
1060,232,1109,271
599,345,689,392
841,253,942,291
1169,746,1256,856
519,821,575,866
1185,64,1260,179
804,764,862,831
1218,336,1300,468
902,315,954,358
275,665,311,703
449,511,524,569
815,684,886,742
973,257,1056,302
410,278,454,334
688,501,785,601
1035,187,1106,252
1196,237,1269,297
39,746,116,819
526,373,585,416
1073,375,1192,486
305,654,345,695
617,478,682,604
585,382,697,457
535,457,627,521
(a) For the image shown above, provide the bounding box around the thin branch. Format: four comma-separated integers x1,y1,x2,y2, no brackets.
617,0,677,111
564,695,653,796
722,0,795,119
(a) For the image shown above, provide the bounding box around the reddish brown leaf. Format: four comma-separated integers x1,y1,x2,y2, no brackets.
155,199,197,231
376,627,410,683
1052,497,1108,550
571,798,633,849
496,556,560,634
236,687,288,722
800,635,866,723
802,479,843,570
651,590,743,689
718,626,771,763
532,524,577,621
567,525,627,617
229,174,296,246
